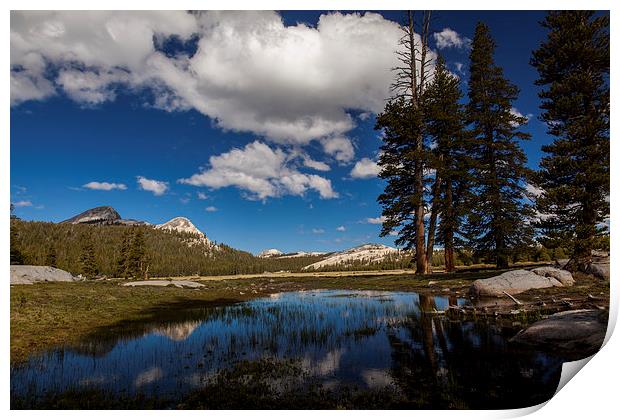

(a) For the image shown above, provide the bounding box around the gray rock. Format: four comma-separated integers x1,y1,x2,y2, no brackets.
122,280,205,289
470,269,564,297
531,266,575,286
62,206,121,225
554,259,570,269
588,263,610,281
511,309,607,359
588,251,610,281
10,265,78,285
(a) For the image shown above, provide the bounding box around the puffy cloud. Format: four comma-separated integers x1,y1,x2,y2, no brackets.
302,155,330,172
197,192,208,199
10,11,197,105
83,181,127,191
205,206,217,212
336,225,346,232
13,200,33,207
11,11,403,151
365,216,386,225
137,176,169,196
312,228,325,234
320,136,355,163
350,157,381,179
178,141,338,200
433,28,471,49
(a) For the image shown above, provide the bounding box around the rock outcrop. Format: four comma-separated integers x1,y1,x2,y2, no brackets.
510,309,607,359
303,244,399,270
156,217,210,244
62,206,147,226
531,266,575,286
587,251,610,281
470,269,565,297
122,280,205,288
62,206,121,224
10,265,78,284
257,248,284,258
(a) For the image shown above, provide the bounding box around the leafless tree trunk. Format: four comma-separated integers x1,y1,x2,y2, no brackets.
391,11,433,274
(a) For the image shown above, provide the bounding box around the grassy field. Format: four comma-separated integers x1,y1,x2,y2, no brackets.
10,265,608,365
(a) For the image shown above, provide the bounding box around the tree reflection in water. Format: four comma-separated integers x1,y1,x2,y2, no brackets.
388,293,563,409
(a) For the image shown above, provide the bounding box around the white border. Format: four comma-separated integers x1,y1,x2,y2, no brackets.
3,1,617,419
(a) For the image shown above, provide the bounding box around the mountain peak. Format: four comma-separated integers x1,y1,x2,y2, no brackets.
257,248,284,258
62,206,121,225
303,243,399,270
156,217,210,242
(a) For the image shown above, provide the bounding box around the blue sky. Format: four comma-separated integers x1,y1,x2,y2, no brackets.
11,10,564,254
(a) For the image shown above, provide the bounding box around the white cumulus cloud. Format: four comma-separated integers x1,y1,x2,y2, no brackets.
137,176,169,196
178,141,338,200
336,225,346,232
83,181,127,191
205,206,217,212
11,10,405,155
433,28,471,49
365,216,386,225
350,157,381,179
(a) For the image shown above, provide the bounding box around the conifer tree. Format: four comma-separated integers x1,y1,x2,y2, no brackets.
465,22,533,269
78,235,98,278
10,221,25,265
377,11,434,274
423,56,471,272
127,228,149,280
44,243,57,267
531,11,609,271
116,229,132,279
10,204,25,265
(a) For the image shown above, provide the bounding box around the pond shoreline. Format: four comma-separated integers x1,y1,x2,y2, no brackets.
12,288,580,410
10,267,609,365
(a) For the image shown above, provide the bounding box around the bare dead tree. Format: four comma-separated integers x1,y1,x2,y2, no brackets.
390,11,434,274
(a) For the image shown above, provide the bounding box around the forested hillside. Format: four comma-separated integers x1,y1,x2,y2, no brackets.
10,220,324,277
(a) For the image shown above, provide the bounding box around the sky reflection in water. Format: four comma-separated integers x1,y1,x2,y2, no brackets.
11,290,566,407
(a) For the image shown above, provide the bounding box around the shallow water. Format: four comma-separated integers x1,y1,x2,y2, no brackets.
11,289,567,408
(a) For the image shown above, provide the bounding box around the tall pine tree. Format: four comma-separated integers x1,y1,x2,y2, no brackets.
465,22,533,269
116,229,132,279
531,11,609,271
424,56,471,272
45,243,57,268
78,234,98,278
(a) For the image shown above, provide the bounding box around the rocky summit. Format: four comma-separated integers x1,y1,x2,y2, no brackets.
62,206,121,225
303,243,399,270
62,206,147,226
156,217,210,243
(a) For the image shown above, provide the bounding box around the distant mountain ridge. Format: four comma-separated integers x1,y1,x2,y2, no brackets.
58,207,404,272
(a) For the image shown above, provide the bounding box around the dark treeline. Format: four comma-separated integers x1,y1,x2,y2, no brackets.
377,11,609,273
9,220,324,278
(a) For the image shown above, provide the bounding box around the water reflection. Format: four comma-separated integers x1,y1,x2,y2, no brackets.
11,290,565,408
